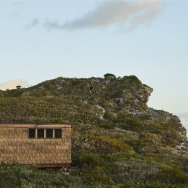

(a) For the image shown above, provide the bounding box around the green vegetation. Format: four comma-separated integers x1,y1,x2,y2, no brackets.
0,74,187,187
0,162,84,188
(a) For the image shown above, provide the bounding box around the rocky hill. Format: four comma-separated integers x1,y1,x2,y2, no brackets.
0,73,188,187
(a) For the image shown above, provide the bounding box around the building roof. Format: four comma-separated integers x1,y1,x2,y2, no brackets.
0,123,71,128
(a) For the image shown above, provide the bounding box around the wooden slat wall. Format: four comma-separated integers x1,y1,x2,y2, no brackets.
0,124,71,165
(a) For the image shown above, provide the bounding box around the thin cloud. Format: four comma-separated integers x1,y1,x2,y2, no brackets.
41,0,165,31
10,11,20,17
25,18,39,29
0,79,28,90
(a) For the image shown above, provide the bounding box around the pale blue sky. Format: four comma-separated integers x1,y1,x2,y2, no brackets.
0,0,188,129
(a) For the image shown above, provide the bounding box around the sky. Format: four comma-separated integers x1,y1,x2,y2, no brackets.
0,0,188,131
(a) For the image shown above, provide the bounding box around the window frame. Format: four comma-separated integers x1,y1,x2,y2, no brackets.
46,129,53,139
55,129,62,139
28,128,36,139
37,129,45,139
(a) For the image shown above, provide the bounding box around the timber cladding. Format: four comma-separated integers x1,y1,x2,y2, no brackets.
0,123,71,168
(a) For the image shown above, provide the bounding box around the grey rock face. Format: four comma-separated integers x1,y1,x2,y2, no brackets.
57,87,62,90
176,124,187,138
175,141,188,152
94,105,106,120
114,98,124,104
137,86,153,103
119,98,124,104
122,86,153,104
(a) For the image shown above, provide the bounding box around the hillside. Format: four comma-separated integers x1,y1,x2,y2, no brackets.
0,73,188,187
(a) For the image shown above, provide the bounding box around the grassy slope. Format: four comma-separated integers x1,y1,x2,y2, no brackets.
0,74,188,187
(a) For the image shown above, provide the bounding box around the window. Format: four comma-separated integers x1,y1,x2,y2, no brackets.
29,129,35,138
46,129,53,138
28,128,62,139
55,129,62,138
38,129,44,138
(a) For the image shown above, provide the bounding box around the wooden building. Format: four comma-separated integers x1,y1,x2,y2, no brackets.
0,123,71,170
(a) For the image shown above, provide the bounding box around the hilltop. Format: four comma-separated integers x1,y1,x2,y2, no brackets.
0,73,188,187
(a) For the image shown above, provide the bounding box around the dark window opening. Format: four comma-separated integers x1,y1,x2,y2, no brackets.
46,129,53,138
38,129,44,138
55,129,62,138
29,129,35,138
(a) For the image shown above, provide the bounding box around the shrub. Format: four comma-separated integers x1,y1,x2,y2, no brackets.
72,150,104,168
140,114,150,121
126,119,142,131
158,164,188,184
98,124,114,129
104,73,116,80
123,75,142,84
84,166,114,185
0,162,84,187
